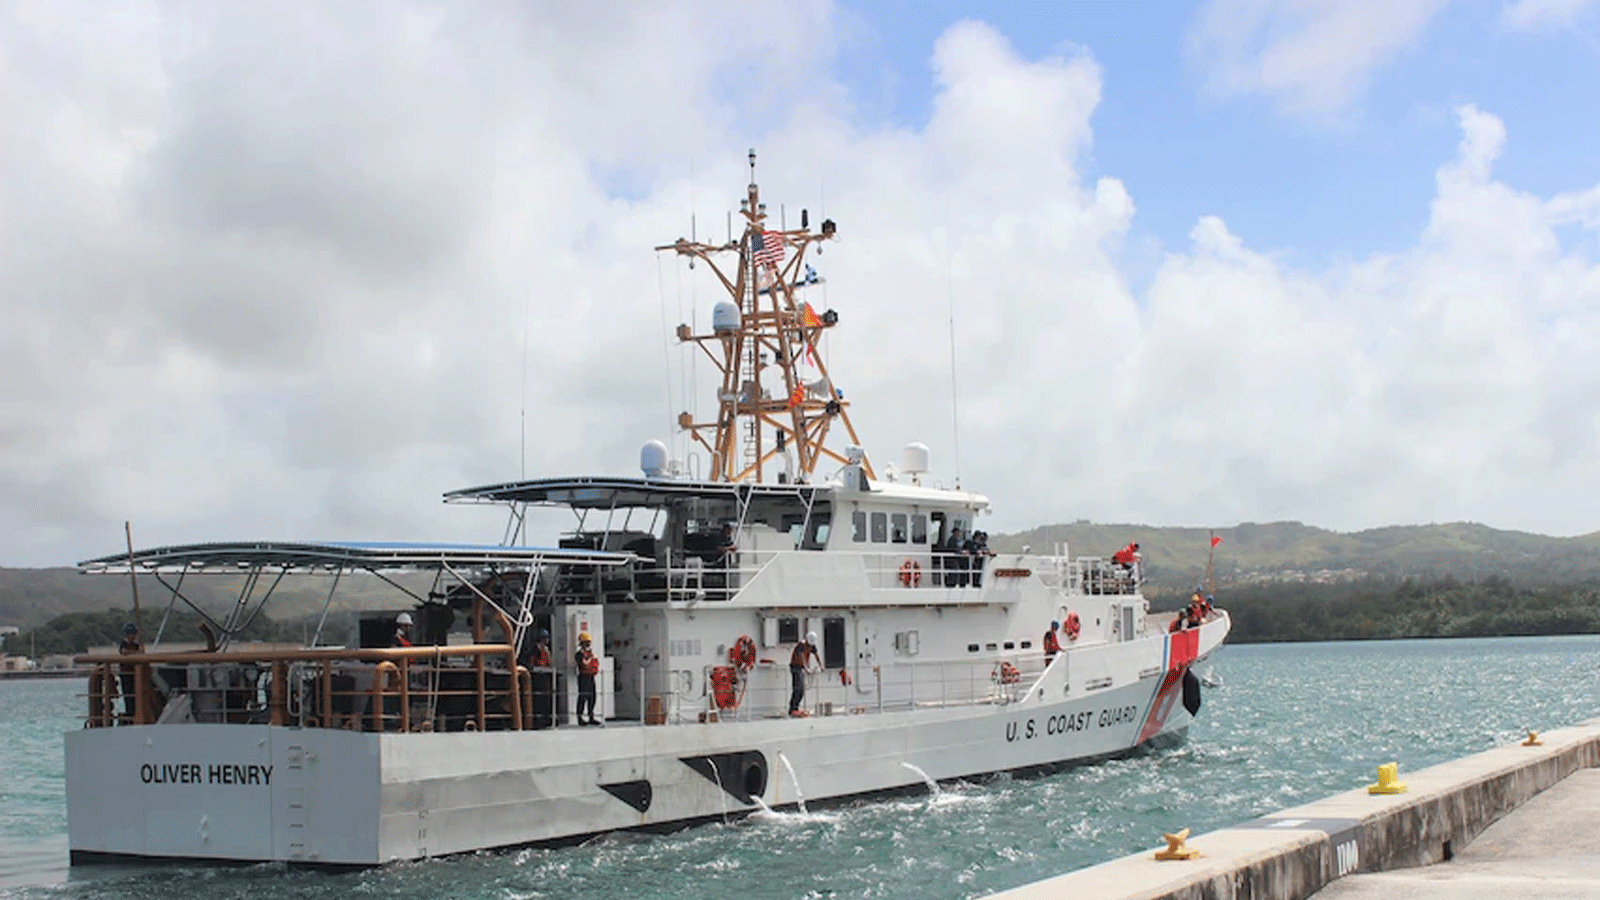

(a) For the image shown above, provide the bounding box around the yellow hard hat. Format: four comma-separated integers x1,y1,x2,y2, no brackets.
578,631,592,642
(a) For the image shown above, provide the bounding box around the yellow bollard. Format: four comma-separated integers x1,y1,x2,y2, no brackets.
1367,762,1408,795
1154,828,1203,861
1522,730,1543,746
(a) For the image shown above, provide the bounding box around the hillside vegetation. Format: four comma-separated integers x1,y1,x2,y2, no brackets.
994,520,1600,596
5,520,1599,649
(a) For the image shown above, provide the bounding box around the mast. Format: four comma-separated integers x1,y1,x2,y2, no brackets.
656,150,874,484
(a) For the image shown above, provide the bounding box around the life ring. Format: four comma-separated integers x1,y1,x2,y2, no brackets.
1064,612,1081,641
993,661,1021,685
729,635,757,671
898,559,921,587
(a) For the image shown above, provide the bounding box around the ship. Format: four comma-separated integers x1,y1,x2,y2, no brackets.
66,152,1230,866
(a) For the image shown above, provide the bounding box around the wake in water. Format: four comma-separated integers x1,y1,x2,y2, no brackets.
745,795,842,825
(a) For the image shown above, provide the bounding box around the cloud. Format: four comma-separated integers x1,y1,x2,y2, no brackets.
1501,0,1600,31
1188,0,1450,118
2,4,1599,568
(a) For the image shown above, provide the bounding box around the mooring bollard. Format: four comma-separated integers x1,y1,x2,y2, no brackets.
1367,762,1408,795
1154,828,1203,861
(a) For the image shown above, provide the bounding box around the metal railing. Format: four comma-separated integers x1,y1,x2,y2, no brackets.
78,644,545,733
683,652,1054,723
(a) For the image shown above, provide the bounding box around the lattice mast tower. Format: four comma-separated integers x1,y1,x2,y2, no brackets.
656,150,875,484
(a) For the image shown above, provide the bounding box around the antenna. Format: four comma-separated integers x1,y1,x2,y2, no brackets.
945,199,962,484
520,286,531,478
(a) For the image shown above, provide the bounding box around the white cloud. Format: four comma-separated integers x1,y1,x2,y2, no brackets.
2,5,1599,567
1189,0,1451,118
1501,0,1600,31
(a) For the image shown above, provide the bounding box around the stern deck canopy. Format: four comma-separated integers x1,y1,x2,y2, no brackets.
78,540,636,575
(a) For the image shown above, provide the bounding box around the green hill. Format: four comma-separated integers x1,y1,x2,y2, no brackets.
6,520,1599,638
0,566,421,633
992,520,1600,599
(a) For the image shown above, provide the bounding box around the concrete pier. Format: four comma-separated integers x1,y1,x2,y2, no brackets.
990,719,1600,900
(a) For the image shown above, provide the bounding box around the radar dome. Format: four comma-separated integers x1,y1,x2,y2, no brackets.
640,440,669,477
712,301,740,333
902,442,931,475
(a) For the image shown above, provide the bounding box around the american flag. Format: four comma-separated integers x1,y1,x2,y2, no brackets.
751,230,785,267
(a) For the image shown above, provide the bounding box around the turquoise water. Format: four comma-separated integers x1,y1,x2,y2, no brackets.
3,635,1598,899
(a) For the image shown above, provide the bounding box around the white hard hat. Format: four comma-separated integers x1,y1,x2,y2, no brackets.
807,631,818,644
396,612,414,626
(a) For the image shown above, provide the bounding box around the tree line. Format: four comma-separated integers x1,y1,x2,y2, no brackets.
9,574,1600,655
2,608,300,657
1173,575,1600,643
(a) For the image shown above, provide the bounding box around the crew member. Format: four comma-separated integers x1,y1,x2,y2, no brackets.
532,629,552,667
941,526,967,587
392,612,415,648
575,632,600,725
1111,542,1141,576
117,622,142,720
789,631,819,716
1043,620,1063,663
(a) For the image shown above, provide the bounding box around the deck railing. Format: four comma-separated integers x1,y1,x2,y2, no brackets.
75,643,553,733
539,548,1141,605
687,651,1054,724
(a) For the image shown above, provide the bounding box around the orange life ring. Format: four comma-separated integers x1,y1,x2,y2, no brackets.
729,635,757,671
1064,612,1081,641
898,559,922,587
710,665,739,709
993,661,1021,685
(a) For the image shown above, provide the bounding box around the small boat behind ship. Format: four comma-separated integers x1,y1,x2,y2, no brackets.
66,154,1230,866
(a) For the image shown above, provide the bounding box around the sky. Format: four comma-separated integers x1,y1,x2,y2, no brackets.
4,0,1600,567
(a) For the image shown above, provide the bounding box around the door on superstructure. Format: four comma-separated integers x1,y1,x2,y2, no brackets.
822,617,846,669
854,618,877,693
616,611,668,721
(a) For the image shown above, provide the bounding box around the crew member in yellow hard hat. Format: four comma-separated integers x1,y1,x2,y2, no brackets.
575,632,601,726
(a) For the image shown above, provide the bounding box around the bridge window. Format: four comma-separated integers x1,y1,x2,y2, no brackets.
890,513,907,544
911,514,927,544
870,512,887,543
852,510,867,543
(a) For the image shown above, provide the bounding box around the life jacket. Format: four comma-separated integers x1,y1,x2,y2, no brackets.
1043,630,1062,655
790,642,814,668
533,645,551,667
1112,544,1137,565
393,632,414,648
578,649,599,676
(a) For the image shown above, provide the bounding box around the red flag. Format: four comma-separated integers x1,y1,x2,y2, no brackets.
1211,536,1223,547
787,384,805,408
800,302,821,328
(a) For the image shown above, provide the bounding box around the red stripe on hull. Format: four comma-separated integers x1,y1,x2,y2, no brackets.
1135,631,1198,744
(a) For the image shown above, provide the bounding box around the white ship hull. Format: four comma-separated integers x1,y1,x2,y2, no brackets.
67,616,1225,865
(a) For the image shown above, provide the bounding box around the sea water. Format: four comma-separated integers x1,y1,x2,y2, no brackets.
3,635,1597,899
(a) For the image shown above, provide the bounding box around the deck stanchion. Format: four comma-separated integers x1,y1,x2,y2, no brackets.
269,661,287,726
475,652,486,732
399,657,411,732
